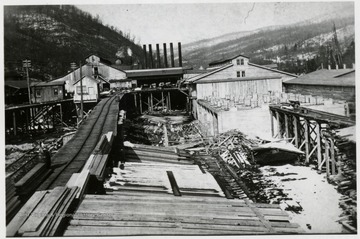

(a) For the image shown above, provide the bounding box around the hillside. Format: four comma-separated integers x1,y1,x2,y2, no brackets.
4,5,143,81
182,6,355,73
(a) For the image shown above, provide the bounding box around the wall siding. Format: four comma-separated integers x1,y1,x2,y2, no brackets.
33,85,65,103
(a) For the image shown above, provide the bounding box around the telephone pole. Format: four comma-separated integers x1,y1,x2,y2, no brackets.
23,59,31,104
71,62,83,121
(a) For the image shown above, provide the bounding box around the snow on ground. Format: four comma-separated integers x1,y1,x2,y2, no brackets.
261,164,344,233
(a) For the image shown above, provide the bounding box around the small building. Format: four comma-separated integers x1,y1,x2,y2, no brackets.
31,81,66,103
73,75,109,103
283,69,355,101
5,80,30,105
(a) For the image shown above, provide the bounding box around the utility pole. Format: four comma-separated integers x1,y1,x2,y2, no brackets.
23,59,31,104
71,62,83,121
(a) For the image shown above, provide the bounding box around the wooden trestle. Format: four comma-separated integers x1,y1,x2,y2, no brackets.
269,105,355,176
128,88,190,114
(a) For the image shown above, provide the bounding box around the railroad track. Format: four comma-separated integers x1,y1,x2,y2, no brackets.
37,95,119,190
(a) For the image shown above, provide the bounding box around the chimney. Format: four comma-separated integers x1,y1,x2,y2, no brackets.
148,44,154,68
143,45,147,69
156,44,161,68
328,65,331,70
170,43,175,67
336,64,339,70
343,64,346,69
178,42,182,67
163,43,168,68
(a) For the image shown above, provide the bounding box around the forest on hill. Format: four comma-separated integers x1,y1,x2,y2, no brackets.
4,5,144,81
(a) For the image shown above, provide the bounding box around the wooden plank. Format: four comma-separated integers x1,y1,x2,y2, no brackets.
64,225,267,236
167,171,181,196
6,191,47,237
18,187,68,234
14,163,46,187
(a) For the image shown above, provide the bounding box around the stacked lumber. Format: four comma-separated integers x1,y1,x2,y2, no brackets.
124,143,193,164
93,134,111,154
66,170,90,199
89,154,109,181
7,186,79,237
6,177,22,224
14,163,52,197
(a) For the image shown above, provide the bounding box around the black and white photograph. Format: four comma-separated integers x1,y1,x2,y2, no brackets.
2,0,357,237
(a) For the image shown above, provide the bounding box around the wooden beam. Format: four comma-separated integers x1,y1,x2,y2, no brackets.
330,138,336,175
166,171,181,196
316,122,322,171
284,114,289,139
12,111,17,136
325,140,330,177
276,111,281,139
293,116,299,148
270,110,274,138
304,119,310,164
139,93,142,114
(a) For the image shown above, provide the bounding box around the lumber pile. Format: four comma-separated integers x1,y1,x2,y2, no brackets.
206,130,260,169
124,143,193,164
7,186,79,237
66,170,90,200
93,134,111,154
89,154,109,181
14,163,52,198
328,127,357,232
6,177,22,224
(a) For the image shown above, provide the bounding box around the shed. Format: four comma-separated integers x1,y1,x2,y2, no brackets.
5,80,30,105
73,76,109,103
31,81,66,104
283,69,355,101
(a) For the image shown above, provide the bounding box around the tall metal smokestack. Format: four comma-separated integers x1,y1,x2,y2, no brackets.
178,42,182,67
170,43,175,67
148,44,154,68
163,43,168,68
156,44,161,68
143,45,147,69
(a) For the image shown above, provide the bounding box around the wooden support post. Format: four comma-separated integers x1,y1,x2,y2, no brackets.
276,111,281,139
330,138,336,175
270,110,274,138
161,91,165,109
59,103,63,125
284,114,289,139
150,93,154,111
304,119,310,164
147,95,150,112
12,111,17,136
168,91,171,110
325,140,330,177
293,116,299,148
134,93,137,112
139,93,142,114
163,124,169,147
316,122,322,171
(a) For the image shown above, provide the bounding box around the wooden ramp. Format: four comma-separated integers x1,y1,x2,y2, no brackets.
64,161,304,236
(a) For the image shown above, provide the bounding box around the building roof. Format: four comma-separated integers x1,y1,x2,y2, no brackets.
248,63,298,77
186,64,234,83
73,75,109,85
283,69,355,86
208,54,249,66
5,80,29,89
33,81,65,87
125,67,185,78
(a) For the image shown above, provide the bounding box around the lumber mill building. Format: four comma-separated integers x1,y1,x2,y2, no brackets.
186,54,298,136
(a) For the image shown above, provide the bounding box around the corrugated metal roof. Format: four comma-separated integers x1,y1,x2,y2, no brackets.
186,64,233,83
5,80,29,89
248,63,298,77
125,67,185,78
33,81,65,87
196,76,281,84
283,69,355,86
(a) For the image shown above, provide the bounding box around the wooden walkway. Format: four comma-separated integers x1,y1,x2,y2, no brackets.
37,95,120,190
64,161,304,236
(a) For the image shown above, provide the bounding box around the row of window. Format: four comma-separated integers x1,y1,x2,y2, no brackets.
35,88,59,97
236,71,246,77
236,59,245,65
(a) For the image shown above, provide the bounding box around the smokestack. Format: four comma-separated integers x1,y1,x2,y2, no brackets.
143,45,147,69
156,44,161,68
343,64,346,69
178,42,182,67
148,44,154,68
170,43,175,67
163,43,168,68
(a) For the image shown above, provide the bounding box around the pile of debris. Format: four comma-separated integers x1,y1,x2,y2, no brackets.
328,126,357,232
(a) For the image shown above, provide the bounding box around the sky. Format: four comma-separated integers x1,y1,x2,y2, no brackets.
75,1,354,45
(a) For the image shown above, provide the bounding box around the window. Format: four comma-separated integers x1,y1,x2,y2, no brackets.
53,88,58,96
236,59,240,65
76,86,87,94
36,89,41,97
242,71,246,77
237,71,241,77
94,67,98,75
240,59,244,65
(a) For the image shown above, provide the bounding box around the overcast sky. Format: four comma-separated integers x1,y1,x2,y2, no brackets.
76,1,354,45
